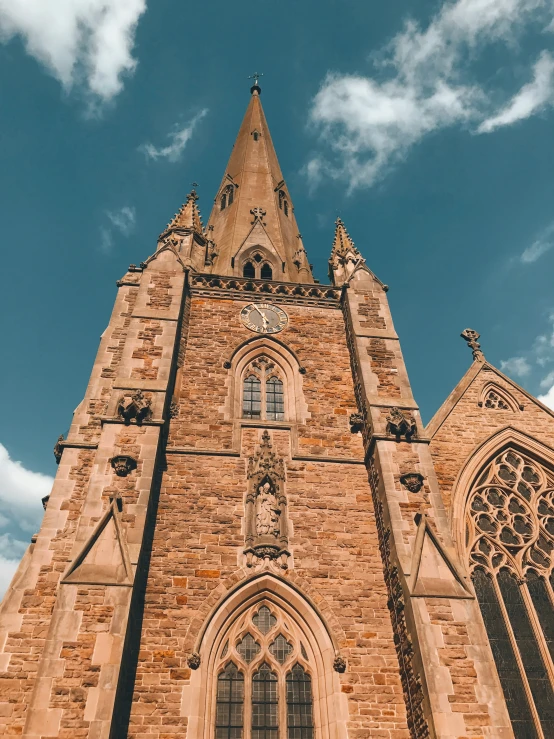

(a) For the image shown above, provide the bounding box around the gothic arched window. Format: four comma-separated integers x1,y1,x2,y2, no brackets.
260,263,273,280
244,262,256,279
278,190,289,217
221,193,227,211
213,603,314,739
243,359,285,421
466,448,554,737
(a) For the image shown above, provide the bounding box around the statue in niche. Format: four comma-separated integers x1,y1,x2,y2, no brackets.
256,482,280,537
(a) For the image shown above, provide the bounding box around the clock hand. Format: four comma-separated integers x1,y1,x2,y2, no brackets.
253,305,269,329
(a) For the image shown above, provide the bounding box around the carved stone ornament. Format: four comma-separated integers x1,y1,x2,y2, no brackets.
400,473,424,493
460,327,484,361
110,455,137,477
349,412,364,433
42,495,50,510
250,206,267,225
169,400,179,419
53,434,64,464
117,389,152,425
386,407,417,441
187,652,201,670
333,655,347,673
244,431,290,570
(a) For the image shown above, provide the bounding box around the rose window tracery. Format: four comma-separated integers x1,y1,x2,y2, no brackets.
466,448,554,738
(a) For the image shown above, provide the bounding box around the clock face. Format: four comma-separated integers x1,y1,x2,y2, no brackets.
240,303,288,334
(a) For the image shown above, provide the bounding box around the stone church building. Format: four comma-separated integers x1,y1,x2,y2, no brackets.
2,82,554,739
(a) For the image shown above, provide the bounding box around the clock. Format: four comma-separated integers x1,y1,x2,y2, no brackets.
240,303,288,334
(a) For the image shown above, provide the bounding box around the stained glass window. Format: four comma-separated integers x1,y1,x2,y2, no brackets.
287,664,314,739
215,663,244,739
467,448,554,737
243,376,261,418
252,663,279,739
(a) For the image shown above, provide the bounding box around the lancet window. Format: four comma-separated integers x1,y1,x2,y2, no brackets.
221,185,235,211
213,603,314,739
243,358,284,421
278,191,289,217
243,252,275,280
466,448,554,737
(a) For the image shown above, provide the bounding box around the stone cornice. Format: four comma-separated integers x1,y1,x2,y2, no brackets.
190,274,341,308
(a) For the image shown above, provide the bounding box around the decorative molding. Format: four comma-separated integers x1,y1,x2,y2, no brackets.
53,434,64,464
244,430,289,569
399,473,424,493
169,400,180,419
187,652,201,670
110,455,137,477
386,407,417,441
191,274,340,308
117,389,153,425
349,412,364,433
333,655,347,673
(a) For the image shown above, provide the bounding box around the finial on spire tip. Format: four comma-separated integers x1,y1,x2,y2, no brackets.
461,328,484,361
248,71,263,95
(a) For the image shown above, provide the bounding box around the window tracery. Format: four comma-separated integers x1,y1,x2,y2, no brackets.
243,358,285,421
221,185,235,211
242,252,275,281
478,383,519,412
213,602,314,739
467,448,554,737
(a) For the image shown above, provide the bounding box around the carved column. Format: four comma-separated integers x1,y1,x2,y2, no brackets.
342,266,512,738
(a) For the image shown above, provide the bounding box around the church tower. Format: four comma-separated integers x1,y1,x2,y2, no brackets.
3,83,554,739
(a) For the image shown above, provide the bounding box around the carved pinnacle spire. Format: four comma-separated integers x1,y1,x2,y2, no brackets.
328,218,365,285
160,189,203,238
461,328,484,361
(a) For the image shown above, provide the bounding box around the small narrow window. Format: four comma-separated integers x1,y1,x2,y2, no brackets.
278,191,285,210
243,262,256,279
215,663,244,739
260,263,273,280
252,663,278,739
253,131,260,141
228,187,234,206
243,376,261,418
283,200,289,217
221,193,227,211
266,377,284,421
286,664,314,739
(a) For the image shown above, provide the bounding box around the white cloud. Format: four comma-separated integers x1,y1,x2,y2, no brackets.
500,356,532,376
520,220,554,263
100,205,135,252
538,382,554,408
308,0,554,189
140,110,209,163
0,444,53,597
479,51,554,132
0,0,147,101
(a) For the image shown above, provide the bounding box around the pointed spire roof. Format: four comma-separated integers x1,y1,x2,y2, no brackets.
328,218,366,285
161,189,203,238
205,86,313,283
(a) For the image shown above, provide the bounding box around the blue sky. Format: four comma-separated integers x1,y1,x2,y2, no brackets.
1,0,554,591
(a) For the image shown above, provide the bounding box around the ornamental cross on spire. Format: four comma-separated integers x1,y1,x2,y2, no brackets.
461,328,484,361
248,72,264,87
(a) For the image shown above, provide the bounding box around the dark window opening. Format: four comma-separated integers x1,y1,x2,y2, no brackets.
243,262,256,279
286,664,314,739
253,131,260,141
254,253,263,263
260,263,273,280
221,193,227,211
243,376,261,418
252,663,278,739
283,201,289,217
228,187,234,206
215,663,244,739
266,377,284,421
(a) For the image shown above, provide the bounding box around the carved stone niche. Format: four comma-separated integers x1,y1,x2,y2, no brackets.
244,430,289,570
117,389,152,425
386,407,417,441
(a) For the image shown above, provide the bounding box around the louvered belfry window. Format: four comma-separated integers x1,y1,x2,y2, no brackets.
213,603,314,739
467,448,554,737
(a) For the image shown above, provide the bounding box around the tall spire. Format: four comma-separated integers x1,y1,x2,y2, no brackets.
205,86,313,283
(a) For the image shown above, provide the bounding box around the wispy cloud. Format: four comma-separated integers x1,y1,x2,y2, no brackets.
100,205,135,253
478,51,554,132
307,0,554,190
0,0,147,102
519,220,554,263
0,443,53,597
500,356,532,377
140,110,209,163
